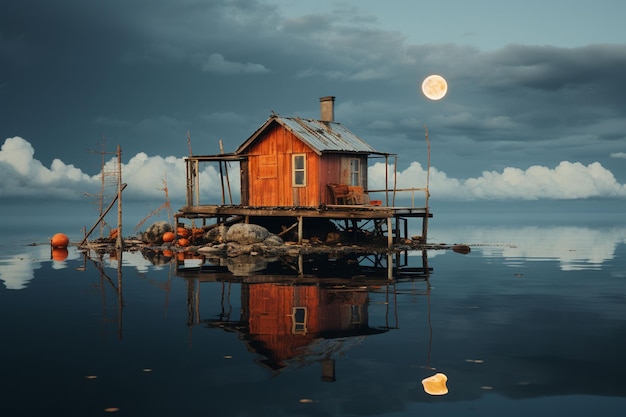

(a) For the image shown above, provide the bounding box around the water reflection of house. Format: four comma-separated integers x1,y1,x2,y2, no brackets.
178,249,432,378
206,281,389,378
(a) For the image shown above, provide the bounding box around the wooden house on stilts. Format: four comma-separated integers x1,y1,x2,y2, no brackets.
176,96,432,247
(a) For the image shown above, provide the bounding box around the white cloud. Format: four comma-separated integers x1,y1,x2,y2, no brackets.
611,152,626,159
0,136,233,203
200,53,270,75
1,137,624,203
369,160,626,201
0,137,96,199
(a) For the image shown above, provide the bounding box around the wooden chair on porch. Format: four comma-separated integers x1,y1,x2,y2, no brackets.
347,186,370,205
327,183,356,204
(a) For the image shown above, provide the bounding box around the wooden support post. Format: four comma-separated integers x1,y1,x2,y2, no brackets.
218,161,225,205
116,145,123,251
194,160,200,206
395,216,400,245
392,156,398,207
384,155,389,207
297,216,303,244
219,140,232,205
403,218,408,241
387,217,393,248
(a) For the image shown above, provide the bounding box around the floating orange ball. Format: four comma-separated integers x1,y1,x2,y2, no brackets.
176,238,190,247
162,231,176,242
162,249,174,257
51,233,70,248
176,227,190,238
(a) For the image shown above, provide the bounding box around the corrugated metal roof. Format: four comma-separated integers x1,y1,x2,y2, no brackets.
236,115,390,156
280,117,380,154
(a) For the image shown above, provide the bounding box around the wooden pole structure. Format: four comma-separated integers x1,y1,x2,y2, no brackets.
219,140,232,204
218,159,225,205
116,145,124,251
80,183,127,246
423,125,430,242
392,156,398,206
384,155,389,206
99,137,106,238
297,216,303,244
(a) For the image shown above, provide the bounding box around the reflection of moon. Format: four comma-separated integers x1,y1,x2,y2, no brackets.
421,373,449,395
421,74,448,100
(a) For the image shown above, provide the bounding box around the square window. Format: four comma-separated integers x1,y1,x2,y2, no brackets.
293,154,306,187
349,158,360,186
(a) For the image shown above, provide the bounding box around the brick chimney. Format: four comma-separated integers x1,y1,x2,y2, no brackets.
319,96,335,122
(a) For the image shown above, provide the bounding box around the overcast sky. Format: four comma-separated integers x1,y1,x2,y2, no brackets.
1,0,625,204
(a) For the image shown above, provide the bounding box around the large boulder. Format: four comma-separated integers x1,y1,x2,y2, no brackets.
225,223,270,245
205,225,229,243
142,221,173,244
263,234,284,246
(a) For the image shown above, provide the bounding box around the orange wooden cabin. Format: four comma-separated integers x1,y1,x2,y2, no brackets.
177,96,432,244
236,96,389,207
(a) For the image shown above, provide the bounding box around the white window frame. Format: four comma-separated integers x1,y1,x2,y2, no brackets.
292,154,306,187
349,158,360,186
291,307,308,334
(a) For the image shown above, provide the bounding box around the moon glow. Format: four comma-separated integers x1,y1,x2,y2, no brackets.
421,74,448,100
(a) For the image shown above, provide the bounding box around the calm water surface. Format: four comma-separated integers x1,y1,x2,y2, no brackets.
1,207,626,416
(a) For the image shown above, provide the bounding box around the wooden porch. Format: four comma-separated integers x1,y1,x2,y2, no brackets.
175,202,432,247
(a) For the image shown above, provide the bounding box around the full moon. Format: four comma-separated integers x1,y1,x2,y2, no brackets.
421,74,448,100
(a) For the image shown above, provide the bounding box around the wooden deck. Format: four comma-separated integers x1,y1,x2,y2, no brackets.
175,203,432,246
177,204,429,219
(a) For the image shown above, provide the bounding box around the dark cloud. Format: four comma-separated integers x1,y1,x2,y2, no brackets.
1,0,624,185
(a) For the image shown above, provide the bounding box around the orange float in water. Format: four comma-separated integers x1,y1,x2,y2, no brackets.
162,249,174,258
51,233,70,248
176,238,190,247
176,227,190,238
52,248,69,261
162,231,176,242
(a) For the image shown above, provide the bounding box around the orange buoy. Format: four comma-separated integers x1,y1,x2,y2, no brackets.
162,249,174,258
176,238,190,247
162,231,176,243
109,228,119,239
51,233,70,248
176,227,190,238
51,247,69,261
